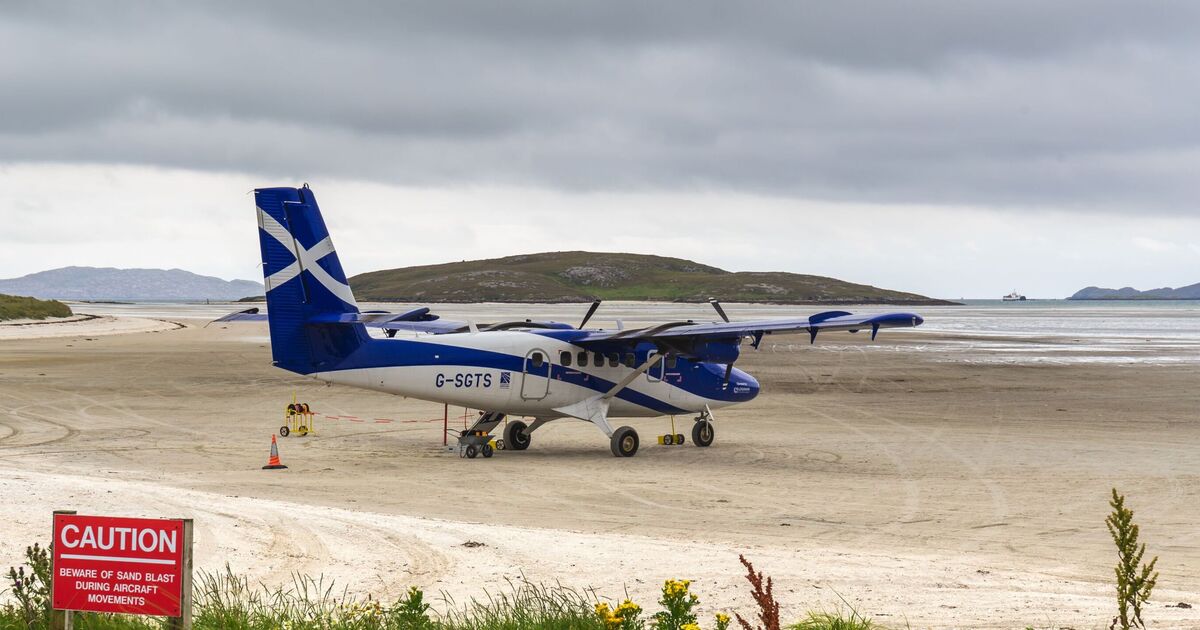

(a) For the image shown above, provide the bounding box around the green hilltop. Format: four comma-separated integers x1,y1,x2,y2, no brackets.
349,251,951,305
0,293,73,321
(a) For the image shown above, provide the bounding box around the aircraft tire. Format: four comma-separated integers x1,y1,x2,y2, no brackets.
465,445,478,459
504,420,531,451
481,443,494,458
692,421,714,447
279,426,290,437
610,426,639,457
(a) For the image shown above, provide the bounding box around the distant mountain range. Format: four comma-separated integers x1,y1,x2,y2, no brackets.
0,267,263,301
349,251,953,305
1069,283,1200,300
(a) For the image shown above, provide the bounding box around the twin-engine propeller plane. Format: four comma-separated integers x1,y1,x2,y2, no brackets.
218,185,924,458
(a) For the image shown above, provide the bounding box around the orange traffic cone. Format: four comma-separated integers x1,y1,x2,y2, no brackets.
262,434,288,470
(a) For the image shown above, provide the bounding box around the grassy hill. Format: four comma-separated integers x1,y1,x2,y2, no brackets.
349,251,951,305
0,293,73,320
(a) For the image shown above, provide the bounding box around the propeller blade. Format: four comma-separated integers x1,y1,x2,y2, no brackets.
579,299,601,329
722,362,734,388
709,298,730,323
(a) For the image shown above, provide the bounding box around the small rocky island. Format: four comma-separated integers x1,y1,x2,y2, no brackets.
1069,283,1200,300
349,251,953,305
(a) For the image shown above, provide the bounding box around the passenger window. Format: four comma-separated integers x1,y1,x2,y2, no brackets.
561,351,572,367
593,352,604,367
623,353,635,368
607,353,619,367
578,351,588,367
531,352,544,368
666,355,677,369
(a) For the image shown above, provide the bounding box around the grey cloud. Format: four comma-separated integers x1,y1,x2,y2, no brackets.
1,1,1199,212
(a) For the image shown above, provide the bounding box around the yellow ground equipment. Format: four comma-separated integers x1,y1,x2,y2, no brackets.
657,416,686,446
280,399,316,437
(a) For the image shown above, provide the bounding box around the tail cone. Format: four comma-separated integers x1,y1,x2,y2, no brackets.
262,434,288,470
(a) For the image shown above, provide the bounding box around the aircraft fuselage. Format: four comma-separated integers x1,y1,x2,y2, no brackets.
311,329,759,419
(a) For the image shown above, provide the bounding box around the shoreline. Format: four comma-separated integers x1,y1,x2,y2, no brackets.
0,313,182,340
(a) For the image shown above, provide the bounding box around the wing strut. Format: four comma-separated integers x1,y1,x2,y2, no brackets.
552,356,664,436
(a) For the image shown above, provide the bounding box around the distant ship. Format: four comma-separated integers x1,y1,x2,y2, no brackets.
1002,290,1027,302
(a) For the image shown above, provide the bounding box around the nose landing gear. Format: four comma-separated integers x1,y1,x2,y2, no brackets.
692,406,715,447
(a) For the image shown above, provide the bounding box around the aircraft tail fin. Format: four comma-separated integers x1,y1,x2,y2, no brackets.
254,185,369,374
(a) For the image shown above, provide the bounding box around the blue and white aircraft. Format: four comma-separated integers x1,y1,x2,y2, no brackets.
220,185,924,458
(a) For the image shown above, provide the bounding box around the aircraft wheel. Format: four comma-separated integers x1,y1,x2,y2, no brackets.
279,426,290,437
481,443,494,458
610,426,639,457
692,421,714,447
465,445,478,459
504,420,531,451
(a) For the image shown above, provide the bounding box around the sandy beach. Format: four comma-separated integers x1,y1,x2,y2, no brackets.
2,310,1198,628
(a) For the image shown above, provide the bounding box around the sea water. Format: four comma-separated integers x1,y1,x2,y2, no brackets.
69,299,1200,366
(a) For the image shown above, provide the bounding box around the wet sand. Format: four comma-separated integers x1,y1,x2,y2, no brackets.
1,316,1198,628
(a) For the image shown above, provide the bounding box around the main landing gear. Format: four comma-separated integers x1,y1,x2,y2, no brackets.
504,420,532,451
610,426,639,457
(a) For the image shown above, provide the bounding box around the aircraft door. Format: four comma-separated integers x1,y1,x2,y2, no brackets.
645,350,664,382
520,348,551,400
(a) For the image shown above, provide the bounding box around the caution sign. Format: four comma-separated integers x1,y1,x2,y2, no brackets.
52,513,190,617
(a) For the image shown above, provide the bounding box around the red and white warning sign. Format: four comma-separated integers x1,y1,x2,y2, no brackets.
52,514,187,616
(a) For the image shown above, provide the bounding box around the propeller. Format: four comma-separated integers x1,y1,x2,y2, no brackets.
578,299,602,329
708,298,730,323
709,298,737,388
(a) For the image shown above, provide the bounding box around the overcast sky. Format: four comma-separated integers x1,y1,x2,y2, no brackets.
2,2,1198,299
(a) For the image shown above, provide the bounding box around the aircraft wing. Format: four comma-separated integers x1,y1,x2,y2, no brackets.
211,307,267,322
574,311,924,346
211,306,468,334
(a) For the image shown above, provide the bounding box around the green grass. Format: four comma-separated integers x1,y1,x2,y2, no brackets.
790,609,878,630
0,549,881,630
0,293,72,321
